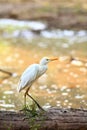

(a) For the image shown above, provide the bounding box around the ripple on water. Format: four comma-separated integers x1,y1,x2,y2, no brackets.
0,103,15,108
0,19,87,45
75,94,84,99
4,91,14,94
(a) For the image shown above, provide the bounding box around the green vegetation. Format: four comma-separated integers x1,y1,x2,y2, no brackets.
22,103,46,130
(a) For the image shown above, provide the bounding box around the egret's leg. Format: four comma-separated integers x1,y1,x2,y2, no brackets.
24,87,30,107
27,93,44,111
24,93,27,107
19,92,27,112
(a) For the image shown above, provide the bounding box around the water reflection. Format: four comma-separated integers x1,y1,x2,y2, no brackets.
0,19,46,30
0,19,87,111
0,19,87,43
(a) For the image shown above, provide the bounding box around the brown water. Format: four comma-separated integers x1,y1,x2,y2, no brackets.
0,19,87,111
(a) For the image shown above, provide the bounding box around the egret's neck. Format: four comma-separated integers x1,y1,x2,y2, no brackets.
39,62,48,74
39,61,48,71
40,61,48,66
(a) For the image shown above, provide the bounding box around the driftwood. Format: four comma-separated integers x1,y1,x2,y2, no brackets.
0,107,87,130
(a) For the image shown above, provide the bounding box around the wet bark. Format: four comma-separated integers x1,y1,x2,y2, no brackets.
0,107,87,130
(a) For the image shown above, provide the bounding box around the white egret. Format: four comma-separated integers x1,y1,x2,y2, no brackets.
18,57,58,110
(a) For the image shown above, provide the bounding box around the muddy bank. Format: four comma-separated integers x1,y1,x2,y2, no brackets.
0,3,87,30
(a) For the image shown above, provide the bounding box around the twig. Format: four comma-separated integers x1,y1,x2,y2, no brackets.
0,69,13,76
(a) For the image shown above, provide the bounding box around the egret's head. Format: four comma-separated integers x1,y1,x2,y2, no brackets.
40,57,58,65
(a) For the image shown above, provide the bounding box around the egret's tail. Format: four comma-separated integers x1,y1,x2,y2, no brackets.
17,81,22,92
17,87,21,92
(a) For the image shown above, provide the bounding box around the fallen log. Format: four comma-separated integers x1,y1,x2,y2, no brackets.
0,107,87,130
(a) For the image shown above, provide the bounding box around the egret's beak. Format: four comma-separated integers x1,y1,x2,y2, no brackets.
50,57,58,61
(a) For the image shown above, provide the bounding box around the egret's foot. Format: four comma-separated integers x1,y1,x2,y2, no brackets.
33,101,45,111
37,105,45,112
19,105,31,112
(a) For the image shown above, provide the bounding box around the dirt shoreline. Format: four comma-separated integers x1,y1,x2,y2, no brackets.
0,3,87,30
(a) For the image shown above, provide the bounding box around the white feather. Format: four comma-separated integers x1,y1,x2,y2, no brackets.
18,64,39,92
18,63,47,92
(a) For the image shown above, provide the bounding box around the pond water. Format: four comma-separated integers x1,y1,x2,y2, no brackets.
0,19,87,111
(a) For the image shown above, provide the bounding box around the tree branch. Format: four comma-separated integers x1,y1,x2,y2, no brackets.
0,69,13,76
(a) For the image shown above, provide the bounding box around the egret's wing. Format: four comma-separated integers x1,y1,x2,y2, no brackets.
18,64,39,92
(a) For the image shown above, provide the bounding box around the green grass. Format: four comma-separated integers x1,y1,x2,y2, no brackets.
22,102,46,130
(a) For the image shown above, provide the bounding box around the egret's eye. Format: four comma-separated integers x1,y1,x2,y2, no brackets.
46,59,49,61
